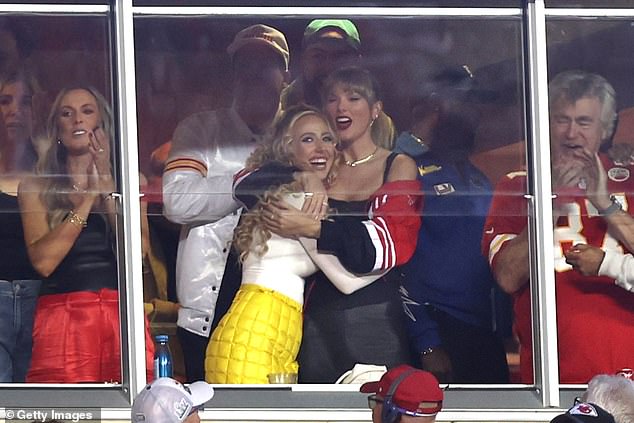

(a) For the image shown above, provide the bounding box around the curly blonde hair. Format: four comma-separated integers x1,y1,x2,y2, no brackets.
234,104,339,261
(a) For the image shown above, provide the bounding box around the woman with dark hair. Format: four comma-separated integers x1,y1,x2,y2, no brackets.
18,86,154,383
235,67,422,383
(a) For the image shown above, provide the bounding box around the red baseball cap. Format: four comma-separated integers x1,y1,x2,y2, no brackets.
360,365,443,416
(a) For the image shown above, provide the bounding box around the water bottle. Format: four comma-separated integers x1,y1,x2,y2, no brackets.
153,334,173,378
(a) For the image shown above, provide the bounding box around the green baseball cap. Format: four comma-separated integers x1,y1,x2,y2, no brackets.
303,19,361,51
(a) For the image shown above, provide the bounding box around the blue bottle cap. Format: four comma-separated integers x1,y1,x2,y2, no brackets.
155,334,169,342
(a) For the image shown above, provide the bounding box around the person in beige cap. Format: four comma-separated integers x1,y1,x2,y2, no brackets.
162,23,289,383
282,19,361,108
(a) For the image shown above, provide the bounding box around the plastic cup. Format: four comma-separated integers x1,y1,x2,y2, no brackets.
267,373,298,384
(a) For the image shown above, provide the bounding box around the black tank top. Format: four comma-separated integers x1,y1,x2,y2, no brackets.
306,152,401,309
327,152,398,214
42,213,118,294
0,192,38,280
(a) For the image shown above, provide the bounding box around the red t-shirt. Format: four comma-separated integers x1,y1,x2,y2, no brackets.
483,156,634,384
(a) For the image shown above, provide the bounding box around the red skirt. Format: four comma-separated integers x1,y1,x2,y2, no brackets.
26,288,154,383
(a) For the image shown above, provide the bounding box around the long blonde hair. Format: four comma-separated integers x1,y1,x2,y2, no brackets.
321,66,396,150
37,86,113,228
234,104,339,260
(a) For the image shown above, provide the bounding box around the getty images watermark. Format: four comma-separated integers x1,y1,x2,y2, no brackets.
4,408,101,422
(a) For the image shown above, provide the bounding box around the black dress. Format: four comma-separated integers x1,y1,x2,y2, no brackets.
298,153,413,383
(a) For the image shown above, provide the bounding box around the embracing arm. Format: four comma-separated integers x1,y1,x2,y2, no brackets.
317,179,422,273
263,179,422,274
299,237,386,294
235,162,330,218
19,178,95,277
233,162,297,210
316,154,420,273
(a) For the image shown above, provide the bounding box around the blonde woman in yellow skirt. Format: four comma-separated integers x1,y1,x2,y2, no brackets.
205,105,382,383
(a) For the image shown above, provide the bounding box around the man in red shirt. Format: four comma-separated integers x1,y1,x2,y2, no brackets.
483,70,634,383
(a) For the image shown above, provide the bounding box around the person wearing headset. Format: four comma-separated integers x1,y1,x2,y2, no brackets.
361,365,444,423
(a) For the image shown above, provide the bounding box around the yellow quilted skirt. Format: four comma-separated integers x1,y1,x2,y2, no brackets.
205,284,302,384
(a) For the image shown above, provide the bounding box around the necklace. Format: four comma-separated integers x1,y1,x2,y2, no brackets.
345,146,379,167
72,183,87,193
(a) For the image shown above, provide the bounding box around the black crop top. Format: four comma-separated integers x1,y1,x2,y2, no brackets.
42,213,118,295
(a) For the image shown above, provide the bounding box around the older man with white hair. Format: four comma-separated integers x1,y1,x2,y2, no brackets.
582,373,634,423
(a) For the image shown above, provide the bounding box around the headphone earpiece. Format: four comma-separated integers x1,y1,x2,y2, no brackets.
381,397,401,423
381,369,417,423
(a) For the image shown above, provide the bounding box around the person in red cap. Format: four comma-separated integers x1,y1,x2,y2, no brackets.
360,365,444,423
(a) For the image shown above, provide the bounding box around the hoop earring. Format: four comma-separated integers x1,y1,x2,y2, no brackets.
57,138,62,145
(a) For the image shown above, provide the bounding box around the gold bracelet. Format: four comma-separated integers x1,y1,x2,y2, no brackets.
67,210,88,228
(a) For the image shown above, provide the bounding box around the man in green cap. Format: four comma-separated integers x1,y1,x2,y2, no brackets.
282,19,361,108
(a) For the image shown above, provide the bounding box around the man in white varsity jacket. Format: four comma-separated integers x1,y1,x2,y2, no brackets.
162,24,290,382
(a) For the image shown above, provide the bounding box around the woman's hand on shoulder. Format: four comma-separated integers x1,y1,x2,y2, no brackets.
387,153,418,182
295,170,329,218
262,199,322,239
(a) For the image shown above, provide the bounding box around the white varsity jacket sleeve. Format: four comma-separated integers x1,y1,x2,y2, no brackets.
163,111,241,225
598,250,634,292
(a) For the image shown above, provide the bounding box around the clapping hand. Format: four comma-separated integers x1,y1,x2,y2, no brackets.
578,149,611,211
88,127,114,196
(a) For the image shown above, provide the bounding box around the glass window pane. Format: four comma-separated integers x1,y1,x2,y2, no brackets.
136,13,527,386
134,0,525,7
545,17,634,384
0,13,147,385
7,0,108,4
546,1,634,7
